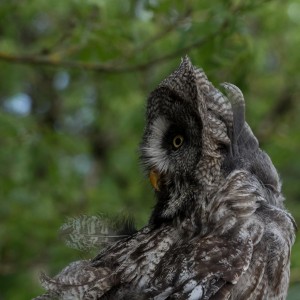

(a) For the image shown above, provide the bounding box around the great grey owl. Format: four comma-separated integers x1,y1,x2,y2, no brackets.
34,57,296,300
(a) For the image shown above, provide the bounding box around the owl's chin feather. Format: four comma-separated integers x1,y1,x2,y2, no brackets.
149,172,200,226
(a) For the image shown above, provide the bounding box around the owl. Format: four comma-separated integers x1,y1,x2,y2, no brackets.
34,57,296,300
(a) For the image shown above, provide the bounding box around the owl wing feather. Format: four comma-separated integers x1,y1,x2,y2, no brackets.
34,191,294,300
146,231,254,300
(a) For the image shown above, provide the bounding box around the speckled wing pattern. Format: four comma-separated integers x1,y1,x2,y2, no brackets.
34,57,296,300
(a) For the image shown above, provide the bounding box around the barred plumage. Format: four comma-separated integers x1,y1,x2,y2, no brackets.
34,56,296,300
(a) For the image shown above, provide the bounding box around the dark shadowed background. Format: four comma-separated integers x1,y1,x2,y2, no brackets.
0,0,299,299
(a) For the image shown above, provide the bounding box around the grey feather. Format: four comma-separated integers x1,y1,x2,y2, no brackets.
59,215,136,251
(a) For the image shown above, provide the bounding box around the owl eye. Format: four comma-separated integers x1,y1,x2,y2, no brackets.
172,135,184,149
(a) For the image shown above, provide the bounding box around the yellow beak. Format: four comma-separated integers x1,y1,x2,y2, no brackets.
149,169,160,191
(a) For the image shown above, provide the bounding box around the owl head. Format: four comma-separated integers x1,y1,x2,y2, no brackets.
140,57,281,225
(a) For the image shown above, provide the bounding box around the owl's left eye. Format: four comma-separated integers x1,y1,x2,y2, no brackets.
172,135,184,149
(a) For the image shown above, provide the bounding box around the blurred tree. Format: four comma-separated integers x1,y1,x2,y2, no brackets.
0,0,299,298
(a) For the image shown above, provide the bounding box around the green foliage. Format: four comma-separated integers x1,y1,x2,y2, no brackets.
0,0,299,298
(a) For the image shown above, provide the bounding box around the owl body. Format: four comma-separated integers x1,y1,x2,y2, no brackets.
35,57,295,300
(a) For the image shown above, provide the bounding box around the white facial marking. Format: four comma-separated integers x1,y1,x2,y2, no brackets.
142,116,172,173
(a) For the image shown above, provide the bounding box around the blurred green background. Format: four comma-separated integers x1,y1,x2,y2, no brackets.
0,0,299,299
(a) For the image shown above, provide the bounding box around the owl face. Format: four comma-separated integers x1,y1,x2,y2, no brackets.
141,87,203,177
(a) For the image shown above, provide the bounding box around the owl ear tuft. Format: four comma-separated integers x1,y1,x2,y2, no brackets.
221,83,258,155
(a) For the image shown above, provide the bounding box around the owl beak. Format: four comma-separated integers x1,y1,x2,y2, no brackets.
149,169,160,191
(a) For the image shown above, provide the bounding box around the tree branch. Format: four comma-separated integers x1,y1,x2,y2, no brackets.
0,51,121,72
0,20,228,73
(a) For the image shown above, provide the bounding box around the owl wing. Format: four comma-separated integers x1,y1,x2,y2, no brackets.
147,208,294,299
145,228,254,300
